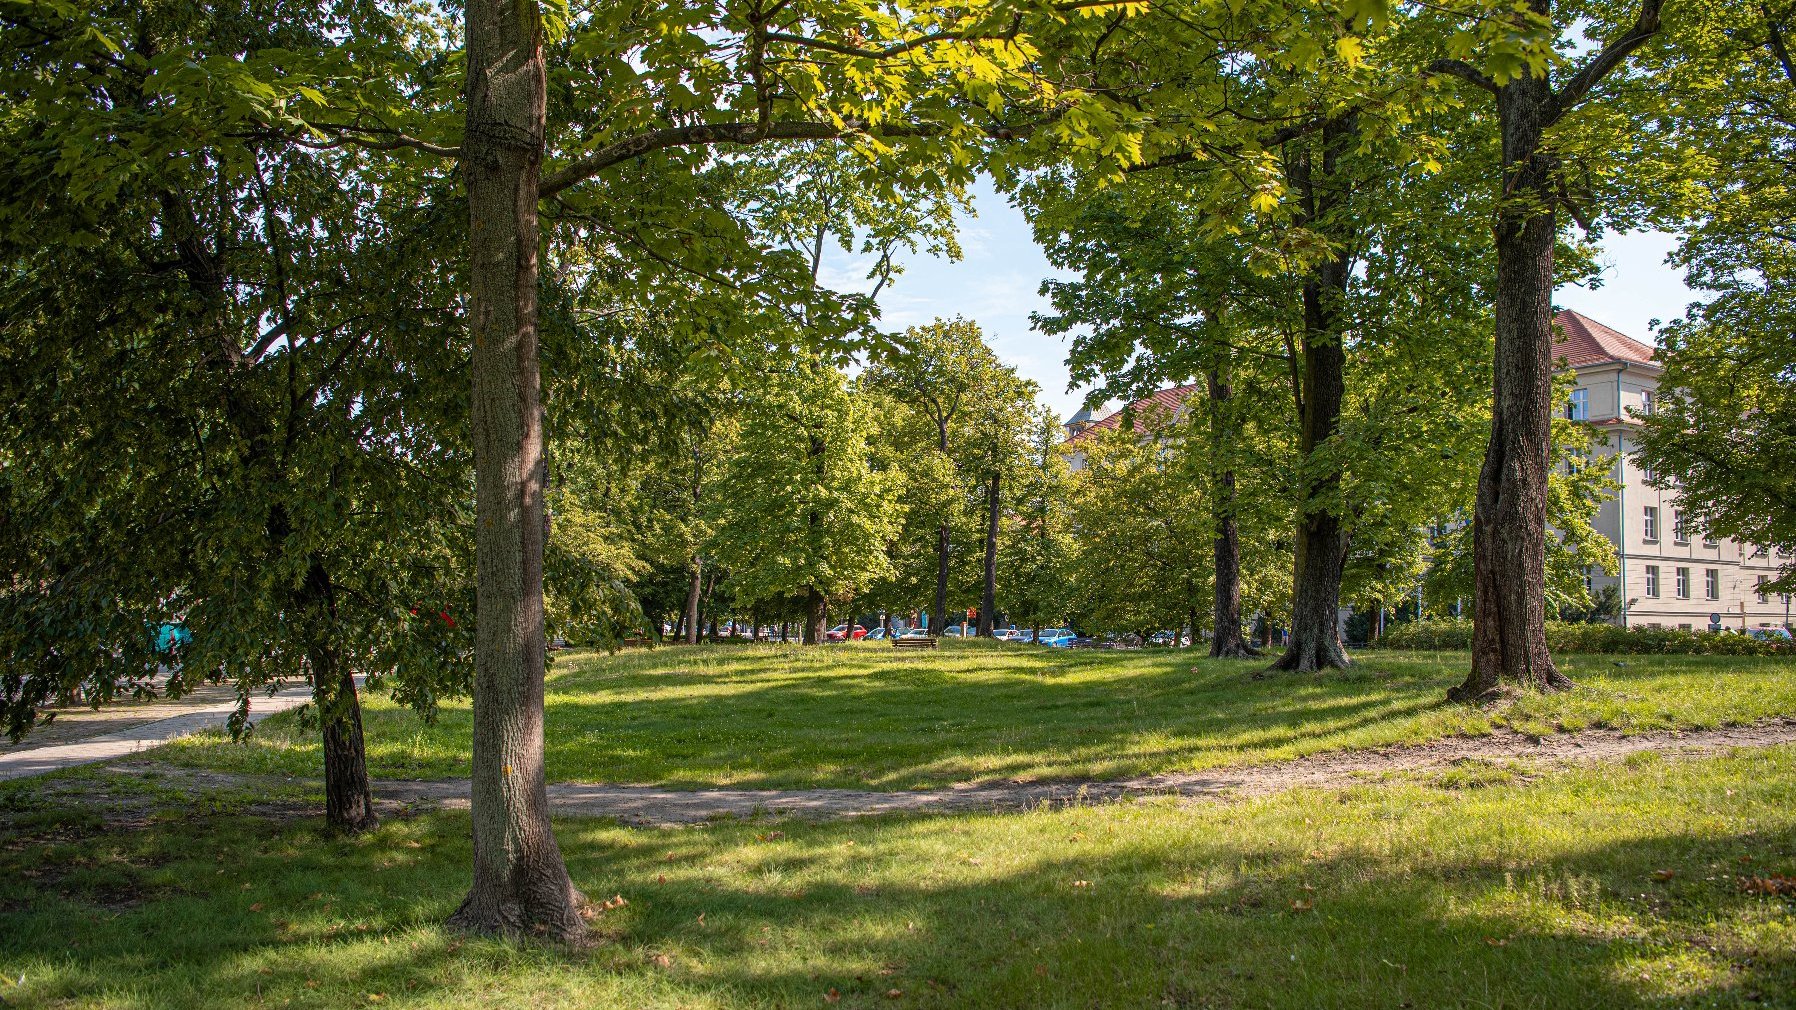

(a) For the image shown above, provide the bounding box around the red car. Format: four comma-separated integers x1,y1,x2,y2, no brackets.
826,624,868,642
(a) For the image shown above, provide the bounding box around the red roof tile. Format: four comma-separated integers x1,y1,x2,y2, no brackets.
1068,384,1199,442
1553,309,1657,368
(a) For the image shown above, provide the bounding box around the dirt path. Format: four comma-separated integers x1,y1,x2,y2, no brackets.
0,683,316,782
98,720,1796,827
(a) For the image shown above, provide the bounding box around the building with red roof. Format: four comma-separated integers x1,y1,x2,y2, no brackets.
1555,310,1786,630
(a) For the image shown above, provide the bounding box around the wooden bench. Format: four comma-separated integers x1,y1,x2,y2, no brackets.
891,635,939,651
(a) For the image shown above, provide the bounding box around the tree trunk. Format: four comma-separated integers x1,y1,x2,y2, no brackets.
979,470,1000,636
1271,120,1354,674
1453,67,1574,701
314,646,376,833
1207,366,1256,659
450,0,585,942
683,558,702,645
932,415,951,637
780,621,789,643
933,519,950,637
803,587,827,644
296,559,376,833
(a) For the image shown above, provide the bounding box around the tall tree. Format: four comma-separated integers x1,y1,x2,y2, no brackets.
966,370,1040,636
707,360,902,642
0,0,472,833
862,318,1010,635
1632,1,1796,598
1431,0,1666,700
999,409,1078,638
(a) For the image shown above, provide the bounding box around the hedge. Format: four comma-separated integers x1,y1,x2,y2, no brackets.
1379,618,1792,656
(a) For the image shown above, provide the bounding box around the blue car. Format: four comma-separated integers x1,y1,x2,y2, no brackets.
1037,628,1076,647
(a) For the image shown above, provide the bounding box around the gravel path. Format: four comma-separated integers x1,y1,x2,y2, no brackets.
352,720,1795,826
0,683,315,782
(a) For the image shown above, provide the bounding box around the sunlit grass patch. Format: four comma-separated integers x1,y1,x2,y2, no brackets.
146,642,1796,790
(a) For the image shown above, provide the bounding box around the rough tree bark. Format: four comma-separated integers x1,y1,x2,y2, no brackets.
978,470,1000,636
1270,118,1355,674
449,0,586,941
296,558,376,833
1445,0,1662,700
1207,364,1256,659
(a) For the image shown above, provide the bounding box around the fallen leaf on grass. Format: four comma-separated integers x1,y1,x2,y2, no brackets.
651,953,674,969
1034,964,1048,976
824,988,841,1003
1290,900,1314,912
1071,880,1092,889
1483,937,1507,947
1740,874,1796,896
885,989,903,999
249,903,263,912
1651,869,1676,882
603,894,629,910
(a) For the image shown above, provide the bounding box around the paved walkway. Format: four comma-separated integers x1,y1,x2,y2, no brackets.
0,683,315,782
363,720,1795,826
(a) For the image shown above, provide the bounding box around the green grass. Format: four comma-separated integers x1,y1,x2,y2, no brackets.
3,746,1793,1008
150,642,1796,789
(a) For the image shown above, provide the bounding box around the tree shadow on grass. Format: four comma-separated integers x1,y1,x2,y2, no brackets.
5,759,1794,1010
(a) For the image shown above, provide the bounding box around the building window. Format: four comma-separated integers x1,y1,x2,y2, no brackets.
1643,506,1659,542
1645,565,1660,597
1679,623,1692,632
1760,575,1771,604
1703,531,1719,549
1675,566,1690,599
1641,389,1656,416
1583,567,1594,594
1673,511,1690,545
1567,388,1589,421
1705,568,1719,600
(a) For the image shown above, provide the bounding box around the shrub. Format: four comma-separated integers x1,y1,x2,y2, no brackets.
1380,619,1791,656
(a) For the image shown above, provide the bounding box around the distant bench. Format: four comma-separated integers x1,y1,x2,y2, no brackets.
891,636,939,651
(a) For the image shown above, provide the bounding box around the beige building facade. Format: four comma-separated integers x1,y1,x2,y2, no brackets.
1557,311,1792,631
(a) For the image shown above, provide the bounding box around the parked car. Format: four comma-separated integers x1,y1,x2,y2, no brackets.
1747,627,1793,642
942,625,967,637
1069,634,1099,648
864,628,889,641
826,624,868,642
993,627,1022,641
1038,628,1076,647
1012,629,1035,643
897,627,931,639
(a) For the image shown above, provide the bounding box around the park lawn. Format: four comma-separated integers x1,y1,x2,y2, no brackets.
148,641,1796,789
2,746,1794,1009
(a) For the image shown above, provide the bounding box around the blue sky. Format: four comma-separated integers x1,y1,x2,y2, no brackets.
831,179,1699,418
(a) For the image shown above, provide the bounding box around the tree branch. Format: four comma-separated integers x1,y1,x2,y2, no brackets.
1766,6,1796,86
1551,0,1665,119
1426,58,1497,93
540,113,1050,198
